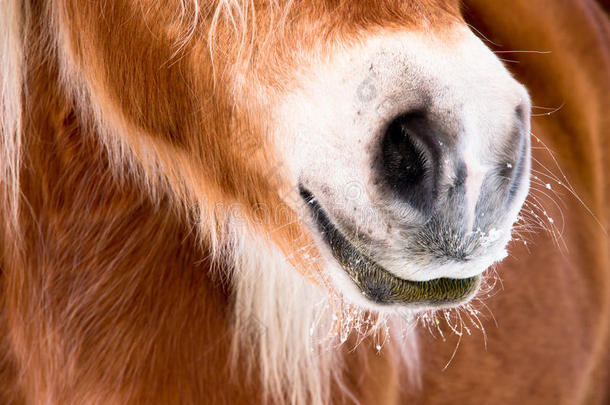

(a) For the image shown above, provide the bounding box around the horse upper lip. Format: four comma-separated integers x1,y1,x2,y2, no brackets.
298,184,479,306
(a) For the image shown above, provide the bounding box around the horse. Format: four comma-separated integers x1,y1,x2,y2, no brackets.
0,0,608,404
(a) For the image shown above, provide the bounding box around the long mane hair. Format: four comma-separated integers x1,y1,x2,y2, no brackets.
0,2,423,404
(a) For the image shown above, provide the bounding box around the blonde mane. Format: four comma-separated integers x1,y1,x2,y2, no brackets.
0,0,24,238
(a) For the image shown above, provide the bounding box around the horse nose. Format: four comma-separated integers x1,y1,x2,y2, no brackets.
380,112,441,214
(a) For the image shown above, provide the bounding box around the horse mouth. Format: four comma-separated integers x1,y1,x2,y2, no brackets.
299,185,480,307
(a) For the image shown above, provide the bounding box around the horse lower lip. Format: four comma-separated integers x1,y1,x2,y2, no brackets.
299,185,480,306
350,269,480,306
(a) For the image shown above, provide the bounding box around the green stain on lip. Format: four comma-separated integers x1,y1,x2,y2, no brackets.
330,236,480,306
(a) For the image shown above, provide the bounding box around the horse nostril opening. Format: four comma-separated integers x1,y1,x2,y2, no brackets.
383,116,427,184
515,104,526,124
380,113,438,213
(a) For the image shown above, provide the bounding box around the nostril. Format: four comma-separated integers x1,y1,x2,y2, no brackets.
380,112,438,213
501,103,531,205
383,115,427,185
515,104,525,123
506,129,529,204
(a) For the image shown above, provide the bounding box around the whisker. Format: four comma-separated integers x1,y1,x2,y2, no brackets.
442,311,464,371
522,194,561,243
530,132,606,233
531,102,565,116
465,23,502,47
463,303,487,349
473,297,498,329
529,179,568,222
527,189,568,252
